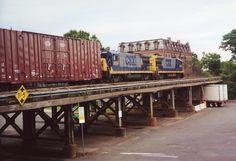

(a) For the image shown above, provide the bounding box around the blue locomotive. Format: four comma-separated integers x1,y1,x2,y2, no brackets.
101,50,184,82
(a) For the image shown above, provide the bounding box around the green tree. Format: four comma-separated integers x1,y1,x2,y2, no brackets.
220,29,236,61
192,53,202,75
201,52,221,76
64,30,101,45
64,30,90,40
104,46,110,51
220,61,236,80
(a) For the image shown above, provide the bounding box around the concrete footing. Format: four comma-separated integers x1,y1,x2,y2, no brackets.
186,105,195,112
115,127,126,137
147,117,157,126
166,109,178,117
63,144,78,158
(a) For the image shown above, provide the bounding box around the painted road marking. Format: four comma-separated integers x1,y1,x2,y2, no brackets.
120,152,178,158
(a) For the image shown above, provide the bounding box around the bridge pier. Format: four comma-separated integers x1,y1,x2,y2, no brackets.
192,86,205,104
22,110,36,149
63,105,77,158
84,98,126,137
51,106,59,130
124,94,148,117
175,87,195,112
160,90,178,117
143,93,157,126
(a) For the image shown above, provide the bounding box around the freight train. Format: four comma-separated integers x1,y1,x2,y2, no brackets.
0,28,184,89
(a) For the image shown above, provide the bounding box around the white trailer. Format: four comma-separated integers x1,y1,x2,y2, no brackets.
203,84,228,107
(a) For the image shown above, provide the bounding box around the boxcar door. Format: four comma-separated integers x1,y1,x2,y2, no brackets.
55,38,70,80
41,36,56,81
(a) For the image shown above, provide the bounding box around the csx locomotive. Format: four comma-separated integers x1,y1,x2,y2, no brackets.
101,50,184,82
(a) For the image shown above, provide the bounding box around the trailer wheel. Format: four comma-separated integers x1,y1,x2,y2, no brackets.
217,102,222,107
206,102,210,107
212,102,216,107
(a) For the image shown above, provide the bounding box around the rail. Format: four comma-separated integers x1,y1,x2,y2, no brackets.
0,77,222,113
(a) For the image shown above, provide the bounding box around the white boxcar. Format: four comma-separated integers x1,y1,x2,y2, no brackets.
203,84,228,107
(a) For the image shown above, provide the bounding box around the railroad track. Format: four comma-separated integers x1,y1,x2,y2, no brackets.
0,77,221,106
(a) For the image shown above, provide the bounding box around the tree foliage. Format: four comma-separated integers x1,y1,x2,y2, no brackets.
220,61,236,99
104,46,110,51
192,53,202,75
201,52,221,76
221,61,236,79
220,29,236,61
64,30,90,40
64,29,102,45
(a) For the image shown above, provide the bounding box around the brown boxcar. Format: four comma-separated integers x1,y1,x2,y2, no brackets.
0,28,102,85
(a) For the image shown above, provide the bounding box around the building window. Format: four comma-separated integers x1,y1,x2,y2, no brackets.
165,41,170,50
136,43,141,51
128,43,134,52
158,40,164,49
145,41,150,50
173,44,176,51
154,41,159,49
120,44,125,52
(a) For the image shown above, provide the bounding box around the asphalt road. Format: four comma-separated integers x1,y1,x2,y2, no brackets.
1,101,236,161
79,101,236,161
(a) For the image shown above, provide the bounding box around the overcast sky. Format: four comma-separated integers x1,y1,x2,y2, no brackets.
0,0,236,60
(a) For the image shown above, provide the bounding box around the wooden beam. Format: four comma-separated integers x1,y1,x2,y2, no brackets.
0,80,221,113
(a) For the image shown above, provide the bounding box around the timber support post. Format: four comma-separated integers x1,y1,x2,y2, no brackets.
201,85,205,103
143,93,157,126
22,110,36,149
63,105,77,158
169,89,178,117
161,90,178,117
187,86,195,112
51,106,59,130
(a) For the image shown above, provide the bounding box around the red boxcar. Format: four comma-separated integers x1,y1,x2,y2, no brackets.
0,28,102,85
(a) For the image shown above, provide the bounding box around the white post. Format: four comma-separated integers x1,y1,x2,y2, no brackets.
117,97,122,127
171,89,175,110
149,93,154,118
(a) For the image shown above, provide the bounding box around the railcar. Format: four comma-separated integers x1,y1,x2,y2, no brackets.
0,28,102,89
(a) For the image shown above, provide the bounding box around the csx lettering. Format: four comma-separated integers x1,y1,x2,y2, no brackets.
125,55,136,65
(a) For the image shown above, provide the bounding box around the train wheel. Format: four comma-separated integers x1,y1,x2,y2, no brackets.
111,75,121,83
142,75,150,81
206,102,210,107
177,74,184,79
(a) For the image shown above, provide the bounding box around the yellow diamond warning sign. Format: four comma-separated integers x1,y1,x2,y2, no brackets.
15,85,29,105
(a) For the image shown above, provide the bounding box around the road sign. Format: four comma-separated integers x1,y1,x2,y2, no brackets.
15,85,29,105
79,106,85,124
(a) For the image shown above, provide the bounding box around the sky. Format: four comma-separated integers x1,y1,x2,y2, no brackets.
0,0,236,60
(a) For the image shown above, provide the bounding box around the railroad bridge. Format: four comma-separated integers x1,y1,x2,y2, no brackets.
0,77,222,158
